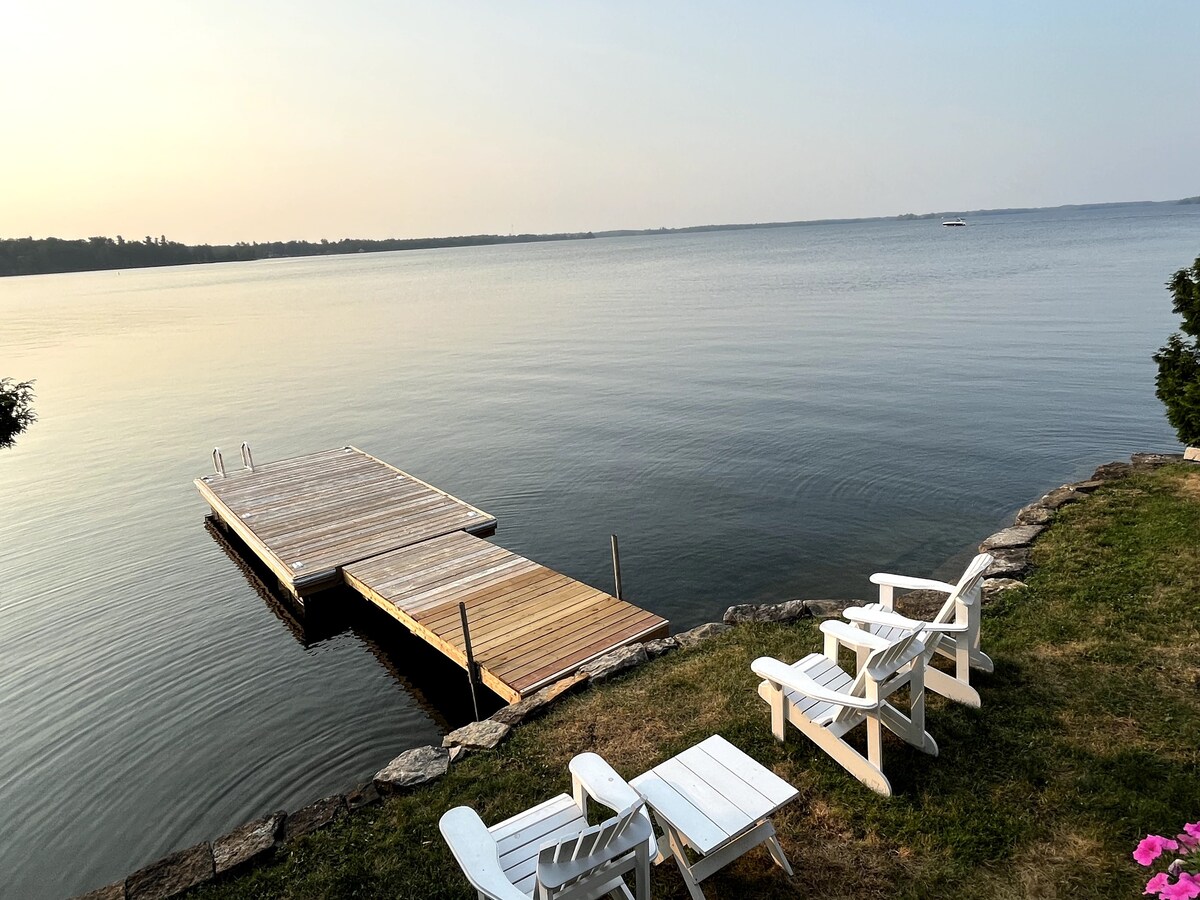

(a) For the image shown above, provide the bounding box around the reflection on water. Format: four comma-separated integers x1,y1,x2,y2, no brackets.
1,203,1196,897
204,516,500,727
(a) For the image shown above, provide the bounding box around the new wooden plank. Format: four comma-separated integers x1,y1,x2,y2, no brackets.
495,615,662,692
438,582,605,646
508,617,669,695
419,577,593,637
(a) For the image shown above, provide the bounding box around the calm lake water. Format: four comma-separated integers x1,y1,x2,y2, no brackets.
2,204,1197,897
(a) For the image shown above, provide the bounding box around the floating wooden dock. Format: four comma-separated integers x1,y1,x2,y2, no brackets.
197,446,668,701
345,531,668,702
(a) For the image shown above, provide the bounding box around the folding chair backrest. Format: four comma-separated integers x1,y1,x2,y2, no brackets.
535,799,649,896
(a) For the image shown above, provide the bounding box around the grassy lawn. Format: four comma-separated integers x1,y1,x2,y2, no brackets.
192,465,1200,899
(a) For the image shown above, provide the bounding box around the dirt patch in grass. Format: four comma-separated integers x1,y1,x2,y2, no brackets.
1173,469,1200,499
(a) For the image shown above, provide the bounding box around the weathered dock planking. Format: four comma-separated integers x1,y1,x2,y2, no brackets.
345,531,668,702
195,446,496,596
198,445,669,702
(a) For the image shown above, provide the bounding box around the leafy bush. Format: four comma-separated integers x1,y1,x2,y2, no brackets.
1154,256,1200,445
0,378,36,448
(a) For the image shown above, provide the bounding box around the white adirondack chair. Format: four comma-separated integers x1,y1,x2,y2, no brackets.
440,754,653,900
753,624,936,796
834,553,994,707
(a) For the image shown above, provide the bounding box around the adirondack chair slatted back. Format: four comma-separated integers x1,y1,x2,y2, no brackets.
536,800,644,894
923,553,994,626
950,553,994,608
831,629,924,727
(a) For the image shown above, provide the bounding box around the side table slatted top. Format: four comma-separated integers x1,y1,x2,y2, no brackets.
631,735,797,854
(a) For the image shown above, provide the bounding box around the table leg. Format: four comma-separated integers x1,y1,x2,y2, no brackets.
655,820,707,900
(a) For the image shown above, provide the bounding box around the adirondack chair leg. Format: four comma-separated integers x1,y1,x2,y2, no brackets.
798,715,892,795
970,648,995,673
924,665,981,708
823,629,840,661
878,703,939,756
769,684,787,742
572,780,589,820
634,841,650,900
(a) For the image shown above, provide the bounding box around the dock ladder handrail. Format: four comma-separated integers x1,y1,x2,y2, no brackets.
241,442,254,471
212,447,225,476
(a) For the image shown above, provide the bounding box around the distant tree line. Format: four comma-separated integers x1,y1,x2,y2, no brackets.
0,232,595,277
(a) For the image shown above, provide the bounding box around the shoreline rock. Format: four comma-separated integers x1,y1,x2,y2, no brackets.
125,843,214,900
374,746,449,796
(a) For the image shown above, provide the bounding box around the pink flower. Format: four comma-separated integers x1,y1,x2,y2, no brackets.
1157,873,1200,900
1137,835,1181,866
1182,823,1200,846
1148,872,1172,895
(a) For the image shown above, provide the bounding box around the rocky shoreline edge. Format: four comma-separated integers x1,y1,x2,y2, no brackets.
74,451,1189,900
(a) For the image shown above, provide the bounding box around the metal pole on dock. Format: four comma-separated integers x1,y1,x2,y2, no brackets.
610,534,623,600
459,602,481,721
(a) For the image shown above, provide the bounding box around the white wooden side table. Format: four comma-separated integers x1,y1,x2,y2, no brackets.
630,735,798,899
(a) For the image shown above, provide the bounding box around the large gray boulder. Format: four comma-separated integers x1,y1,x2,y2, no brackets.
723,600,809,625
803,599,858,620
1131,452,1184,470
979,524,1046,552
1091,461,1132,482
1040,486,1088,510
125,843,214,900
580,644,648,682
213,813,284,876
1014,503,1055,526
443,719,511,751
985,547,1033,579
675,622,731,648
641,636,680,658
374,745,449,795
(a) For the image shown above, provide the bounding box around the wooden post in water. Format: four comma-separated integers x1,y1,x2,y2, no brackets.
610,534,623,600
459,602,481,721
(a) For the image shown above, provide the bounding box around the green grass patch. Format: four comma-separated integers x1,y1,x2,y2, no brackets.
192,466,1200,899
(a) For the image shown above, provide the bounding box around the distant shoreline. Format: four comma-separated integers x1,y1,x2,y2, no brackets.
3,196,1197,278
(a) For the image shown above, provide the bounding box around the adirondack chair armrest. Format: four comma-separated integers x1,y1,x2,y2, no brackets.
819,619,894,651
569,753,659,859
845,607,969,633
752,657,876,709
869,573,958,595
439,807,528,900
569,753,641,813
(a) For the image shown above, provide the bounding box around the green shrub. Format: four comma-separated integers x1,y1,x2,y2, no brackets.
1154,256,1200,445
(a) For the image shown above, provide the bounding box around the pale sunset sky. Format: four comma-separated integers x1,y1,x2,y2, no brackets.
3,1,1197,244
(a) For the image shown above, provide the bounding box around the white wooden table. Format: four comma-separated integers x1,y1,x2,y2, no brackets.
629,735,798,900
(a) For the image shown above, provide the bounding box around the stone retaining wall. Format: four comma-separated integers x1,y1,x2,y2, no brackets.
73,451,1188,899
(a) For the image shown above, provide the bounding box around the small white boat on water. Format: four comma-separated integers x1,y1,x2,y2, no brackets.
942,218,966,227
